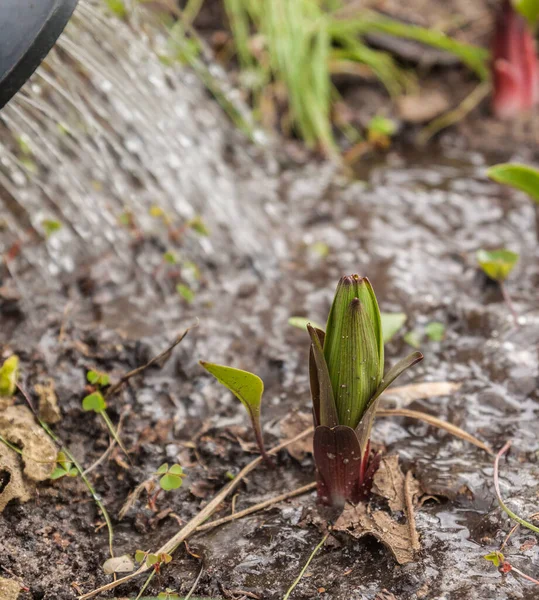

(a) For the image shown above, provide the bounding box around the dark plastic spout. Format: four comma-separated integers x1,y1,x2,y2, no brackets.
0,0,79,109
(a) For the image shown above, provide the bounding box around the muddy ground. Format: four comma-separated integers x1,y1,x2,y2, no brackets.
1,1,539,600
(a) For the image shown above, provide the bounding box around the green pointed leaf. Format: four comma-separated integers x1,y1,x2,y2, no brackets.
176,283,195,303
325,296,380,428
484,551,504,568
199,362,263,422
356,351,423,454
42,219,62,237
0,355,19,397
82,392,106,413
381,312,407,343
425,322,445,342
486,163,539,203
476,249,519,282
157,463,169,474
307,325,338,428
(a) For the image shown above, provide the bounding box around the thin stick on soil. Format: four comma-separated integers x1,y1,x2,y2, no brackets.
282,533,329,600
78,425,314,600
105,324,195,399
134,569,156,600
82,409,128,476
500,281,519,325
494,441,539,534
184,565,204,600
376,408,493,454
510,566,539,585
195,481,317,533
404,470,420,551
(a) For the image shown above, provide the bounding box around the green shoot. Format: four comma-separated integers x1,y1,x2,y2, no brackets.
158,588,180,599
156,463,186,491
199,361,272,464
486,163,539,203
42,219,62,238
105,0,128,19
82,391,129,458
176,283,195,303
0,355,19,396
514,0,539,27
477,249,519,323
163,251,178,265
50,451,78,480
87,369,110,387
484,551,505,568
187,216,209,236
425,322,445,342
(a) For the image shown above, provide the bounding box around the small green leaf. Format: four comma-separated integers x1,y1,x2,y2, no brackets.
188,216,209,236
146,554,159,567
381,312,407,343
476,249,519,282
404,330,422,349
484,551,504,568
176,283,195,303
42,219,62,238
82,392,106,413
160,553,172,564
514,0,539,27
105,0,127,18
0,355,19,397
425,322,445,342
199,362,263,421
87,371,99,384
135,550,147,563
169,464,183,475
50,451,76,480
164,251,177,265
288,316,324,331
368,115,397,137
486,163,539,203
156,463,169,474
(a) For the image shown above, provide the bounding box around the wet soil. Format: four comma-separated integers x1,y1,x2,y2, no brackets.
1,2,539,600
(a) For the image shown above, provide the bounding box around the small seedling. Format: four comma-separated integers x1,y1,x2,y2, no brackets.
0,355,19,396
405,321,446,347
87,369,110,387
105,0,127,19
82,391,129,458
50,451,78,480
157,463,186,491
199,361,272,465
42,219,62,238
425,322,445,342
163,250,178,265
135,550,172,572
176,283,195,303
367,115,397,148
476,249,519,323
187,216,209,236
307,275,422,506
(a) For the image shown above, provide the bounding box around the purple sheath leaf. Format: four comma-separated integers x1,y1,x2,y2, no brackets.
356,351,423,455
314,425,363,507
309,328,325,427
308,325,338,428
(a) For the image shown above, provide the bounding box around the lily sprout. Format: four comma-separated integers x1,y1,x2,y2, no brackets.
491,0,539,119
308,275,423,507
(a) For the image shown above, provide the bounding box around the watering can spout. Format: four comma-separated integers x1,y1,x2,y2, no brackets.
0,0,79,109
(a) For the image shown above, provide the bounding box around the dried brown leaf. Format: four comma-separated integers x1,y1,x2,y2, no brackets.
333,502,416,564
372,455,421,512
379,382,462,408
279,411,313,461
35,379,61,424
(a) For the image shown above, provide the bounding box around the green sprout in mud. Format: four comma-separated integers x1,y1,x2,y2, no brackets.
157,589,180,600
42,219,62,238
404,321,446,348
82,388,128,458
199,361,272,465
476,249,519,323
202,275,423,507
50,451,78,480
87,369,110,387
0,355,19,397
147,463,187,511
176,283,195,303
135,550,173,571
